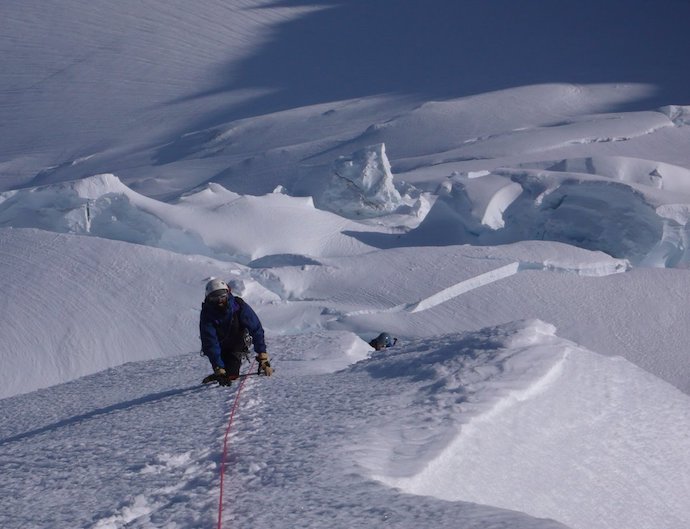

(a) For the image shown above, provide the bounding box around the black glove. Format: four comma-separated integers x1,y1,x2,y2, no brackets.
214,366,232,386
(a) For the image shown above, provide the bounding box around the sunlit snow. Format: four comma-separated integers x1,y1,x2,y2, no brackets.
1,1,690,529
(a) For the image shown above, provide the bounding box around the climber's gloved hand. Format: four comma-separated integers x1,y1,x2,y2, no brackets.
213,366,232,385
256,352,273,376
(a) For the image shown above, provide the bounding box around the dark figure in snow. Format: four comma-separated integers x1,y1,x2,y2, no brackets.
369,332,397,351
200,279,272,385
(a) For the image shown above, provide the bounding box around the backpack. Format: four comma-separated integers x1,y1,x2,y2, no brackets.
220,296,252,353
201,296,252,358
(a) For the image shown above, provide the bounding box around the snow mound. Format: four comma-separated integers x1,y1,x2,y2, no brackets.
317,143,424,218
0,227,259,398
272,330,372,374
0,175,384,262
352,320,690,529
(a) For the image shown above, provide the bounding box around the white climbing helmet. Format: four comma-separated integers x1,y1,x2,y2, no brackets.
205,278,229,298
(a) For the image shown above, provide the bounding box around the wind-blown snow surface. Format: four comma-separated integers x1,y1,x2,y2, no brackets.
2,1,690,528
2,323,689,529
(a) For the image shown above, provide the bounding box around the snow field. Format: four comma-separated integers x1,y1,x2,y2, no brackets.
0,331,570,529
8,315,688,529
0,356,223,529
5,223,690,399
3,1,690,528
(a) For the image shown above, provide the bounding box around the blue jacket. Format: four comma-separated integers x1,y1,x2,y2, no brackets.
199,296,266,369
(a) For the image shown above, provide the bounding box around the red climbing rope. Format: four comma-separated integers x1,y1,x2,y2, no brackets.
216,361,255,529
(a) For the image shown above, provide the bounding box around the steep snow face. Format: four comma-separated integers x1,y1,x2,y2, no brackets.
510,177,663,263
405,166,690,267
352,321,690,529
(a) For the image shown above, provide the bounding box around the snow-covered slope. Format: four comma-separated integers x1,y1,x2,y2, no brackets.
362,321,690,529
0,227,227,398
2,1,690,528
2,323,688,529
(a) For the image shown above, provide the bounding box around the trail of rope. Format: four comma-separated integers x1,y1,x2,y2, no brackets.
217,361,256,529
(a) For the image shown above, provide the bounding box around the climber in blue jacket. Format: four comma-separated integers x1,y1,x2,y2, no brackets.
200,279,272,385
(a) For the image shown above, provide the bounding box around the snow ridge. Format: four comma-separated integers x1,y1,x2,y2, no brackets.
359,321,690,529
